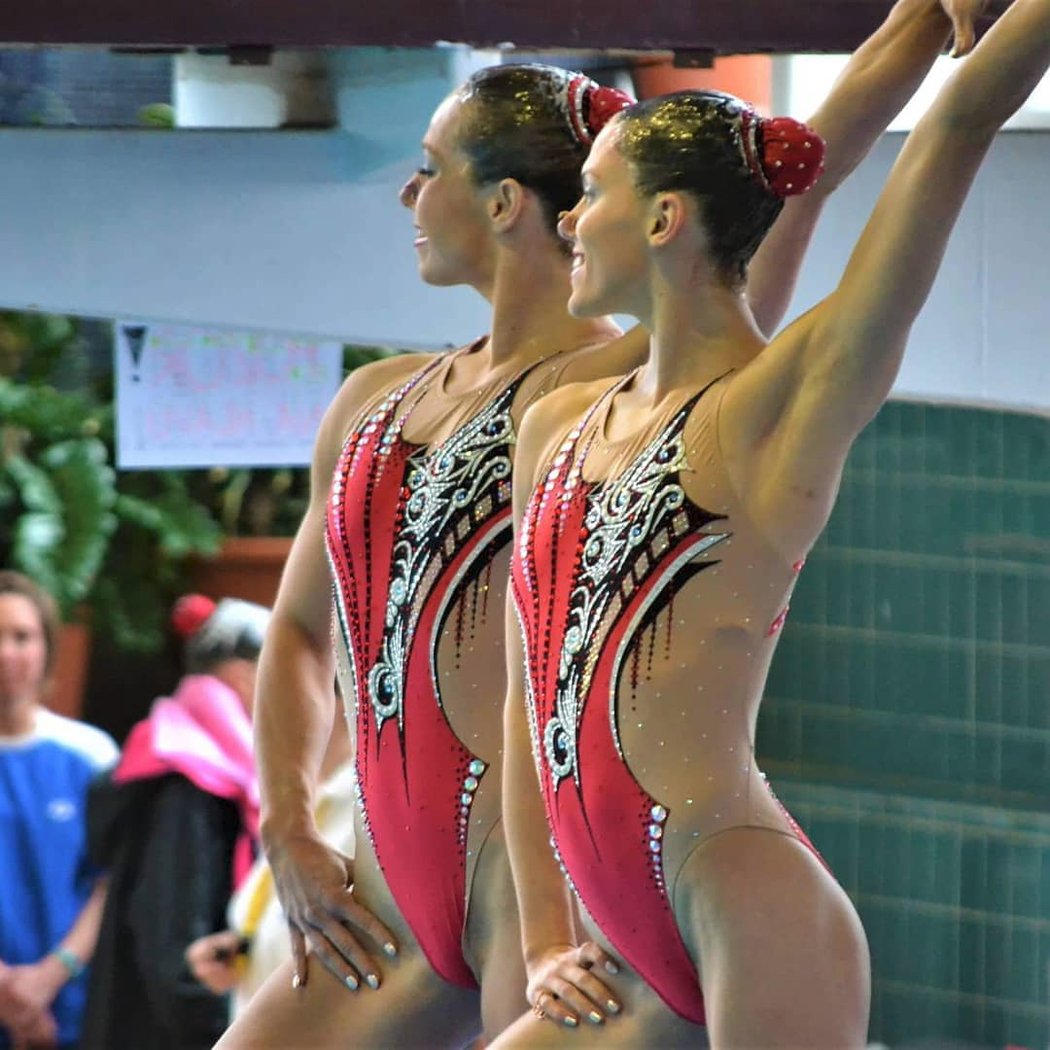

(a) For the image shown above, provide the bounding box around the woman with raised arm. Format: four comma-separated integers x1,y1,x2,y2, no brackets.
497,1,1047,1045
219,5,982,1045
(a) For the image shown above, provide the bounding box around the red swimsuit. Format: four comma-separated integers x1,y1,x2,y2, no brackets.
512,373,828,1024
326,357,528,988
511,381,726,1024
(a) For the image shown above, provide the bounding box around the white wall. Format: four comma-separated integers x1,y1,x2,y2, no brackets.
0,48,491,350
782,131,1050,416
1,54,1047,411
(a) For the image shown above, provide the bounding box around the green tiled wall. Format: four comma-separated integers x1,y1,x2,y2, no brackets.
758,401,1050,1048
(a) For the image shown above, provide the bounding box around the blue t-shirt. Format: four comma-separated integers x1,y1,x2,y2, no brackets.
0,709,118,1047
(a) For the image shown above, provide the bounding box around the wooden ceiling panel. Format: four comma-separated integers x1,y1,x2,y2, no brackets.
0,0,901,54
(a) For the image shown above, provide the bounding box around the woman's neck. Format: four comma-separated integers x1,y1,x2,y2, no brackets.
0,696,40,738
485,244,621,369
637,273,764,400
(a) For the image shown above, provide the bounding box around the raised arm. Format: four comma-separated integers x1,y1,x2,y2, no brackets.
723,0,1049,562
822,0,1048,374
255,353,422,989
502,387,623,1030
748,0,981,335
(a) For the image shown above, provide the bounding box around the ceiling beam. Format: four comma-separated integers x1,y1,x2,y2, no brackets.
0,1,904,54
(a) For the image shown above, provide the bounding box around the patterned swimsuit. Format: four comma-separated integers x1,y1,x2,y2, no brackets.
511,373,824,1023
326,352,536,987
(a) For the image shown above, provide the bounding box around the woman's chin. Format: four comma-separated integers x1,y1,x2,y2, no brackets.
568,287,603,319
418,263,461,289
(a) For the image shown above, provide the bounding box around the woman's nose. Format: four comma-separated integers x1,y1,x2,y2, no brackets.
557,207,578,242
399,175,420,208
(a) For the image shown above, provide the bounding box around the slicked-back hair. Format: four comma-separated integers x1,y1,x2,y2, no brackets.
615,91,784,287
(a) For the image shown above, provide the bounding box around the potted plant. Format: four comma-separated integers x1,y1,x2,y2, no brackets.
0,312,224,667
2,313,396,719
184,343,395,604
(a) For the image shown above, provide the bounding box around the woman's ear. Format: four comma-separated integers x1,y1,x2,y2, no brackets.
648,191,689,247
489,178,528,232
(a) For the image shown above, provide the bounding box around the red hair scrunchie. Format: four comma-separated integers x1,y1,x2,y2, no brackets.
741,110,825,199
171,593,217,638
565,74,634,146
586,84,635,141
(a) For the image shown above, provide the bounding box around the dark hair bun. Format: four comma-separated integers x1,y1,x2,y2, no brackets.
759,116,825,198
171,593,217,638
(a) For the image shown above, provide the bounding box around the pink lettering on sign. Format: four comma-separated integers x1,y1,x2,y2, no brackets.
117,322,343,468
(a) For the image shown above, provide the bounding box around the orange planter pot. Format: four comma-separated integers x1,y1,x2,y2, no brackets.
632,55,772,113
47,619,92,720
189,536,294,608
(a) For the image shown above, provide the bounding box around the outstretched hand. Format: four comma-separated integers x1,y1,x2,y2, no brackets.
942,0,989,56
526,942,623,1029
266,830,397,993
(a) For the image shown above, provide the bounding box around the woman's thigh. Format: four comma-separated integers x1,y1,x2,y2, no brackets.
216,951,481,1049
463,822,529,1041
676,825,870,1049
490,999,707,1049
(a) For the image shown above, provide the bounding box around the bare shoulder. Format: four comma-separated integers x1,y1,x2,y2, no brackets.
514,379,613,507
517,329,645,411
519,378,610,445
311,351,438,483
555,327,649,386
327,351,438,432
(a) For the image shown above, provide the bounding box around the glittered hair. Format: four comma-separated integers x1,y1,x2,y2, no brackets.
614,90,825,286
172,594,271,675
455,63,633,240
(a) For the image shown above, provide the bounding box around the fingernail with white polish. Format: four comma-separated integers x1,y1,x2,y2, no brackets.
564,1016,578,1028
384,942,397,957
607,999,621,1014
588,1011,602,1025
366,973,380,990
605,961,619,975
345,975,359,991
292,973,303,990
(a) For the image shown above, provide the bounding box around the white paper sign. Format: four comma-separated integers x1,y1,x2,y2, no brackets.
115,321,343,468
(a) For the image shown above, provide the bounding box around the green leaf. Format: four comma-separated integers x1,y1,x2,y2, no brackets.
3,441,117,615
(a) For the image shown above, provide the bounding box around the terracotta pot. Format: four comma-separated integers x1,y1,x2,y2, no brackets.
188,536,293,607
632,55,772,112
47,619,92,720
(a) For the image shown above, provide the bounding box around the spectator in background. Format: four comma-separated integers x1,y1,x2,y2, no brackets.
0,570,118,1049
185,705,354,1018
81,594,269,1050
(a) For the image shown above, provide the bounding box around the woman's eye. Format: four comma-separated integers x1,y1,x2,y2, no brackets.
417,166,436,178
